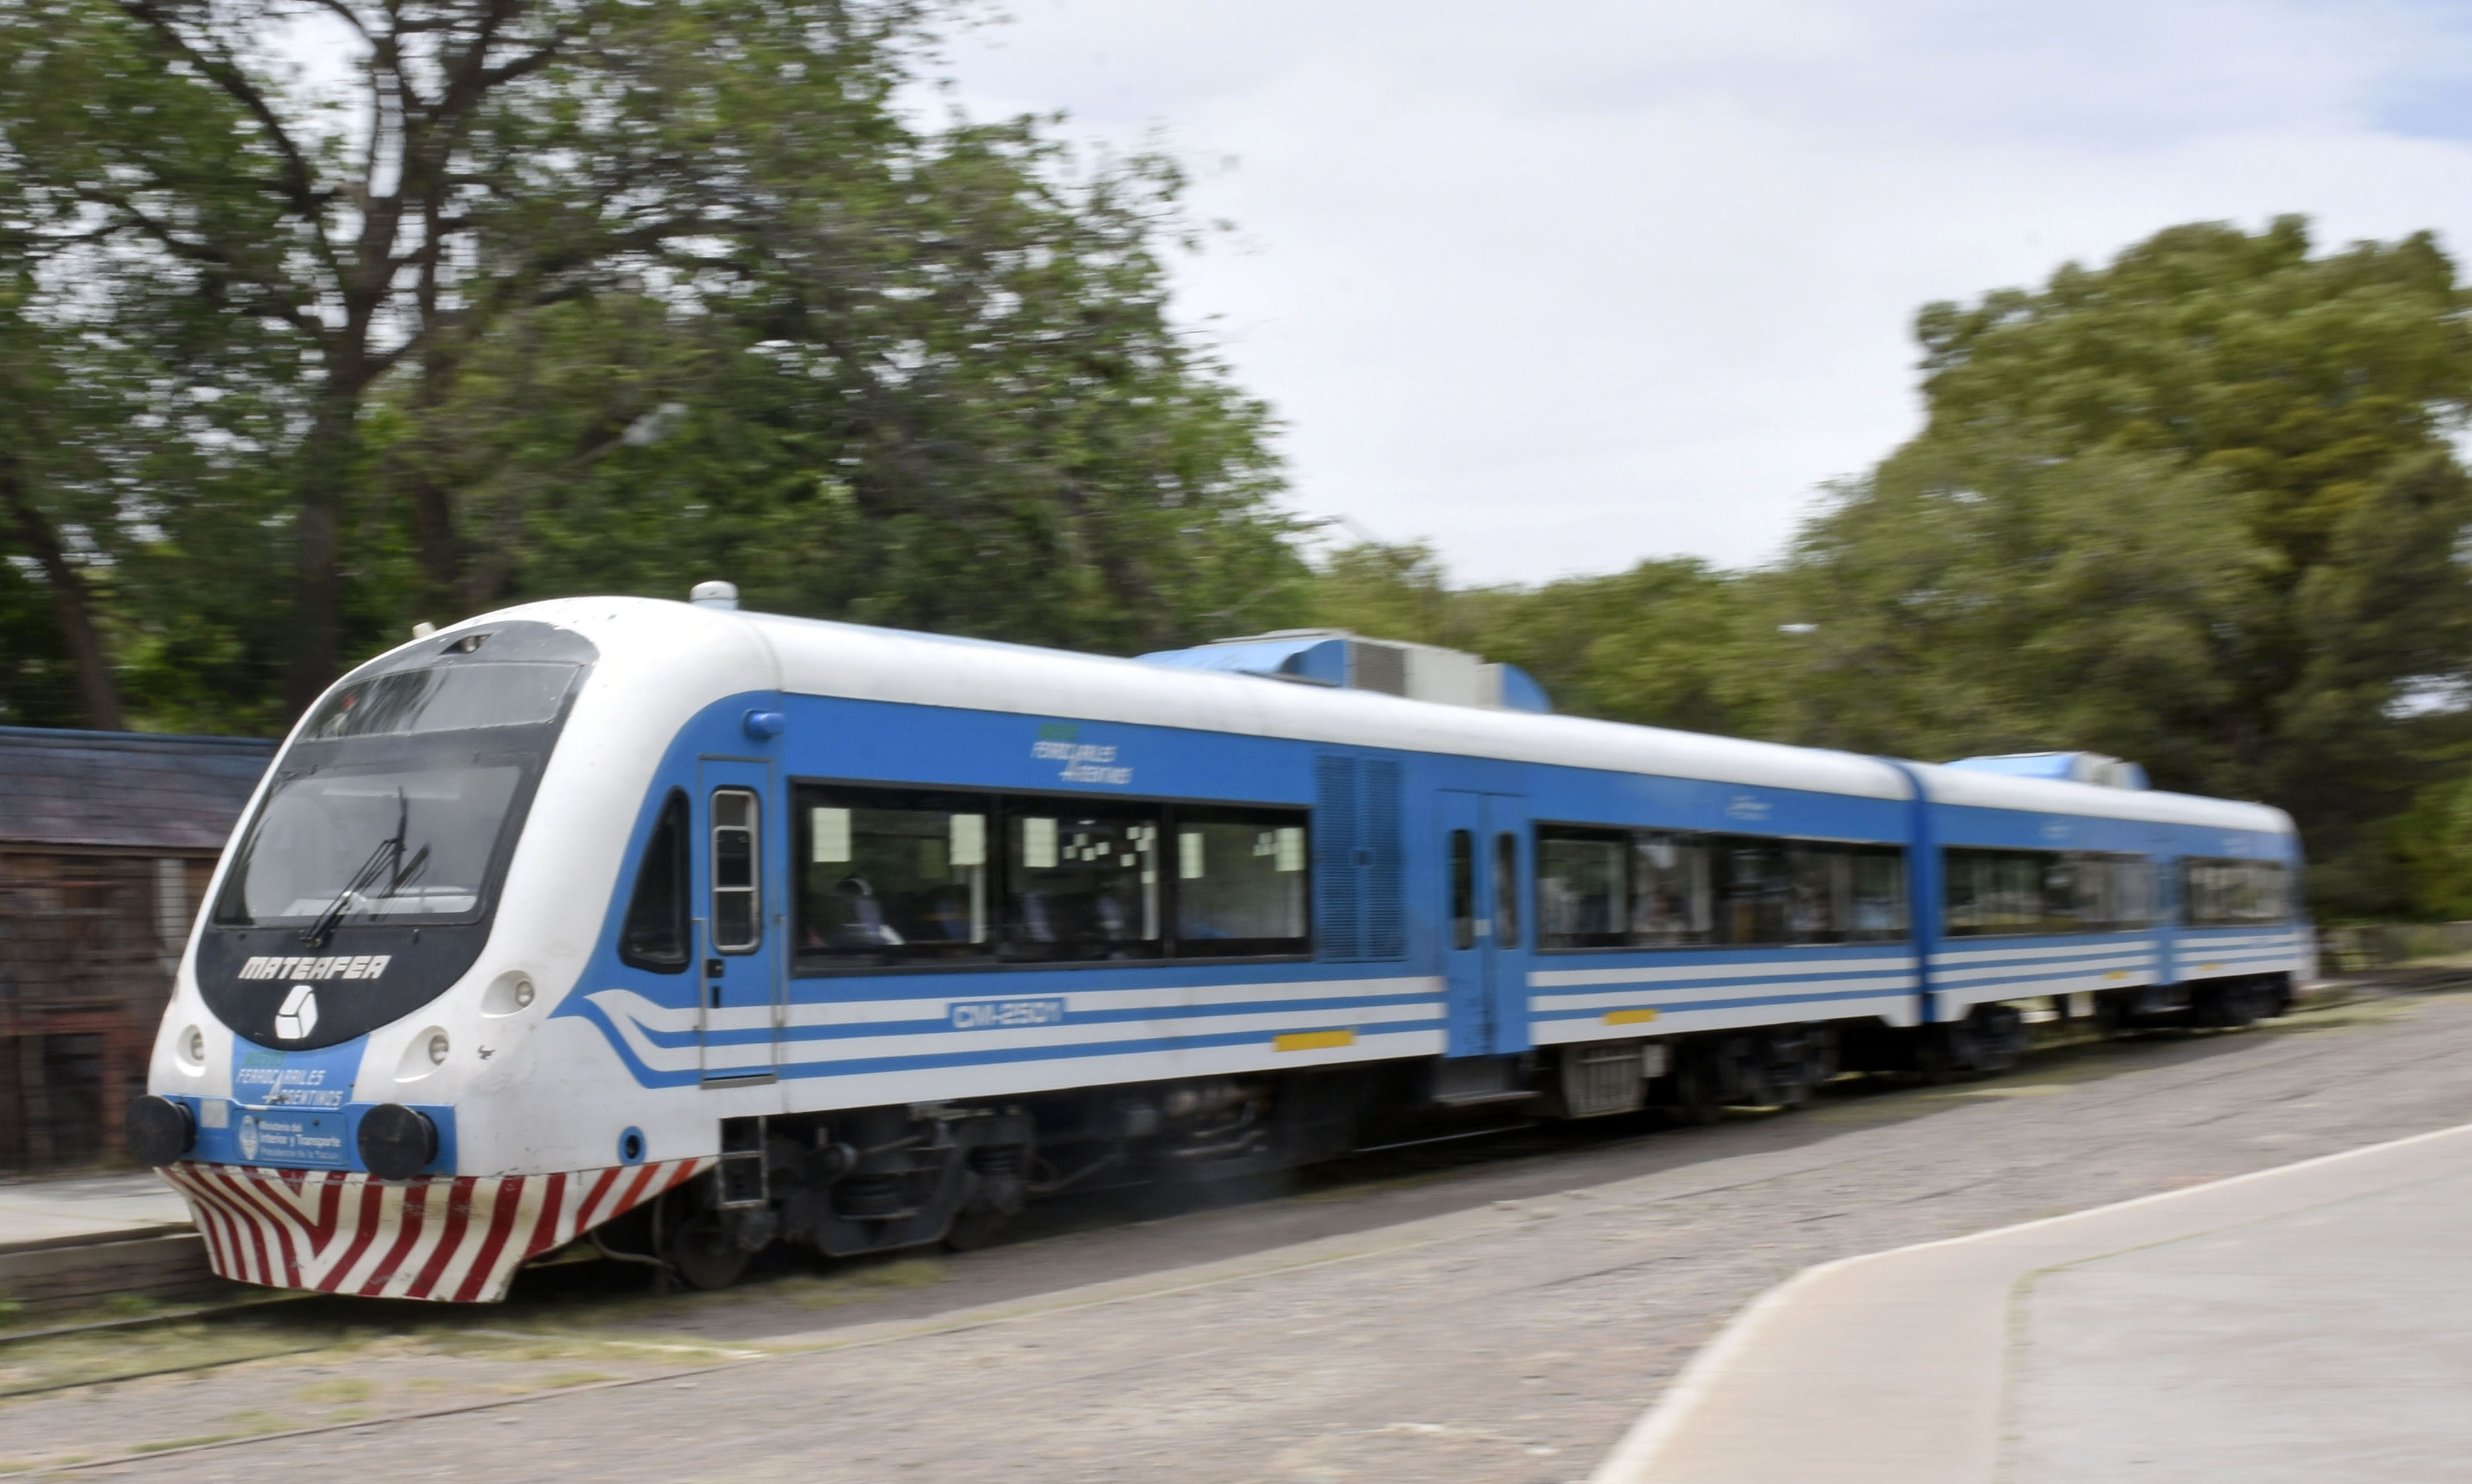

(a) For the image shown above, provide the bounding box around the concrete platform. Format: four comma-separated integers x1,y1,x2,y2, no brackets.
0,1170,191,1247
0,1171,216,1309
1591,1121,2472,1484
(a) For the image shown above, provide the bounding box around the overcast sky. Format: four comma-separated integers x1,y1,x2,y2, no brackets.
929,0,2472,585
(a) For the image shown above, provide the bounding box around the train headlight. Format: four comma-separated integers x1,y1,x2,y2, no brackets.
176,1026,207,1072
395,1026,453,1082
483,971,538,1017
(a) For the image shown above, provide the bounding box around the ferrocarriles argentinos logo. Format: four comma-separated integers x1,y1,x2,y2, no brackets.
1030,723,1133,786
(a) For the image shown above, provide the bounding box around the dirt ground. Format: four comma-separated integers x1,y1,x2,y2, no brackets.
8,988,2471,1483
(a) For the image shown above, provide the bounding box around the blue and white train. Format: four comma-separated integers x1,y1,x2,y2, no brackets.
128,590,2309,1300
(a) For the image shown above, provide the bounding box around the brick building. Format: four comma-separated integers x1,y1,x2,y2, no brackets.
0,727,273,1172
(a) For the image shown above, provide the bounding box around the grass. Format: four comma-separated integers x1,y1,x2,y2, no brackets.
539,1370,622,1388
291,1376,376,1404
128,1410,296,1454
782,1256,947,1310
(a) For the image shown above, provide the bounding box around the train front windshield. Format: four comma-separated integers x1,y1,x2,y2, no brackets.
215,662,582,930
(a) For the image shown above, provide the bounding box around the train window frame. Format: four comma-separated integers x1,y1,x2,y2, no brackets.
618,789,692,972
1493,831,1521,950
2179,856,2290,928
789,783,1001,972
1533,819,1908,953
1535,824,1631,950
1169,802,1313,959
1941,847,2161,937
783,776,1316,975
1449,830,1477,950
708,787,763,954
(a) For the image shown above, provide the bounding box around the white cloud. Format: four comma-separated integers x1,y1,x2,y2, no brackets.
935,0,2472,582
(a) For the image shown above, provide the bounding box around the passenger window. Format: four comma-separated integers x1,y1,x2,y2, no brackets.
619,791,690,971
1631,832,1714,945
1536,824,1902,950
1493,831,1520,948
710,788,761,953
1538,826,1628,948
1944,848,2154,936
793,786,992,967
1174,807,1310,956
2182,858,2288,927
1783,843,1908,943
1714,838,1792,945
1003,804,1164,961
1449,829,1475,950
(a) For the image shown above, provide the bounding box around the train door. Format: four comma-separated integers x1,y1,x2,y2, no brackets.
695,757,783,1083
1440,791,1533,1057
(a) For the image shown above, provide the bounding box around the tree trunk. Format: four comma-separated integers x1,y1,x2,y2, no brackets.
0,452,124,731
283,380,365,719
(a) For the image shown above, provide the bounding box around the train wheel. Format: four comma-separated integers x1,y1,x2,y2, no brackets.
659,1194,753,1291
943,1204,1013,1253
1668,1049,1725,1126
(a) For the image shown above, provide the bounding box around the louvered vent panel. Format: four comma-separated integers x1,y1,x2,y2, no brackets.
1350,642,1408,696
1362,759,1405,959
1315,755,1362,961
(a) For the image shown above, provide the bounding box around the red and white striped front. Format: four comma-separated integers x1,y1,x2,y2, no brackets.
160,1157,712,1303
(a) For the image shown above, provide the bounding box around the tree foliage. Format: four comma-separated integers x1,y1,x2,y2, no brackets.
1313,218,2472,917
0,0,1306,732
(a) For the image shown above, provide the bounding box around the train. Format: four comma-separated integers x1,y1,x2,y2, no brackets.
124,588,2309,1301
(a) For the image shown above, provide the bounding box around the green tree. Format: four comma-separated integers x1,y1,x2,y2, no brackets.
1801,218,2472,911
0,0,1306,727
1307,541,1774,738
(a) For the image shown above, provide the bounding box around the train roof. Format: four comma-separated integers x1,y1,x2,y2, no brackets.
416,599,2293,836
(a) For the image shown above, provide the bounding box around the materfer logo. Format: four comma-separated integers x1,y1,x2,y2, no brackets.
238,954,392,982
275,985,319,1041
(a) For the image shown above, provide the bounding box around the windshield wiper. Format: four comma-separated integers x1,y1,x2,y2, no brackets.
299,789,431,948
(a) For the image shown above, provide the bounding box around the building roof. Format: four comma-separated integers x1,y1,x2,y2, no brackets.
0,727,275,852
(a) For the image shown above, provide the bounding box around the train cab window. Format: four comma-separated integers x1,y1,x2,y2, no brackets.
1003,804,1164,961
2182,858,2288,927
792,786,993,967
1493,832,1521,948
1172,806,1310,957
1449,830,1476,950
709,789,762,952
619,790,690,972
